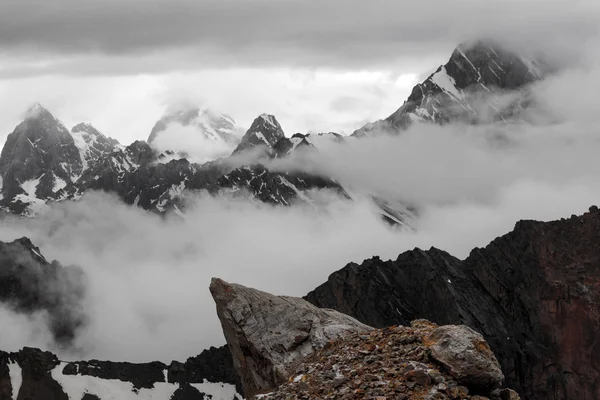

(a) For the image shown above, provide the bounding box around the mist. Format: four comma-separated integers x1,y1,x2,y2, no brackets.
0,28,599,368
150,122,238,163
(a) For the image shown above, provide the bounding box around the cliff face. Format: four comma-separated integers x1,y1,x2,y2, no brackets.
306,206,600,400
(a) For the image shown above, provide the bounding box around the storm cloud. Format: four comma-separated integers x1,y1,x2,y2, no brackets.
0,0,598,75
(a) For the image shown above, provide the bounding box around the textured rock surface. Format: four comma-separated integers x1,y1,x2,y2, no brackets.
0,104,84,214
426,325,504,391
0,106,356,219
257,321,517,400
306,206,600,400
209,278,372,398
353,40,547,137
232,114,285,155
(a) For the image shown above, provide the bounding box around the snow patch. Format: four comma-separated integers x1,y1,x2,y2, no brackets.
53,175,67,193
430,67,463,101
253,131,271,147
20,177,41,196
8,362,22,400
191,380,242,400
51,363,180,400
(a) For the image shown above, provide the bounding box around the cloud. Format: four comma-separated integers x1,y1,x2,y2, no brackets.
0,0,598,74
0,13,599,366
150,122,237,164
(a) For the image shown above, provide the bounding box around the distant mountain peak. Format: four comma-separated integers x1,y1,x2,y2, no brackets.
353,39,550,137
148,106,241,150
232,113,285,156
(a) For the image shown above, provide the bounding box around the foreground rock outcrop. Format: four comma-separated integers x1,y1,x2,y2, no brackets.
210,278,372,398
306,206,600,400
259,321,518,400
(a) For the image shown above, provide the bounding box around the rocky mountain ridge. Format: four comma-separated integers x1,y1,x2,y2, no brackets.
353,40,548,137
0,108,414,227
305,206,600,400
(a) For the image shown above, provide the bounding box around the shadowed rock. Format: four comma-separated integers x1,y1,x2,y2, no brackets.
306,206,600,400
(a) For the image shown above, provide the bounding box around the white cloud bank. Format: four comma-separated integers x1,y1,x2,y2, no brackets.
0,32,598,366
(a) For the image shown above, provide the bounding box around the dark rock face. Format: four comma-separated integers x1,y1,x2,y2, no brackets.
0,346,242,400
353,40,547,137
232,114,285,155
0,237,87,344
306,206,600,400
168,346,243,395
215,165,349,206
0,347,68,400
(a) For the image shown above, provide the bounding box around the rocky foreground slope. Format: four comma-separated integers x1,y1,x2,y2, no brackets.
210,279,520,399
306,206,600,400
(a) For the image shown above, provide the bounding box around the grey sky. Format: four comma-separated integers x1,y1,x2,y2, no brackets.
0,0,598,145
1,0,598,74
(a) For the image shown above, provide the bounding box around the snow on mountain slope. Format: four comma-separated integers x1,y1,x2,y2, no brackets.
70,122,121,171
353,40,549,137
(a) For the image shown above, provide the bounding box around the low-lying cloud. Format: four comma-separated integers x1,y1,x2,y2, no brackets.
150,122,238,163
0,32,599,367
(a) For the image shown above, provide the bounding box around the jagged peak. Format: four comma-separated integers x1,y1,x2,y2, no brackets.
255,113,281,130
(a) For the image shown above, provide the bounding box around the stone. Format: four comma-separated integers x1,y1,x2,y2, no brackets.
209,278,372,398
427,325,504,391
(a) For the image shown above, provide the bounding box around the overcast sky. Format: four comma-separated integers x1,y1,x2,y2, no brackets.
0,0,598,145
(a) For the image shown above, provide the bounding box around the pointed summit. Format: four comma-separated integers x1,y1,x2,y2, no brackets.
0,104,83,213
232,113,285,155
353,39,550,137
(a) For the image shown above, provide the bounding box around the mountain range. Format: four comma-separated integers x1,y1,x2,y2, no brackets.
0,40,547,225
1,39,591,400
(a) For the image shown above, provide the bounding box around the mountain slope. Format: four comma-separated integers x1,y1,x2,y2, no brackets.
0,105,84,214
305,206,600,400
353,40,547,137
231,114,285,156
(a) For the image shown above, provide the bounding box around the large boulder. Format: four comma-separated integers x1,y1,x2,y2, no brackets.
427,325,504,391
209,278,372,397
